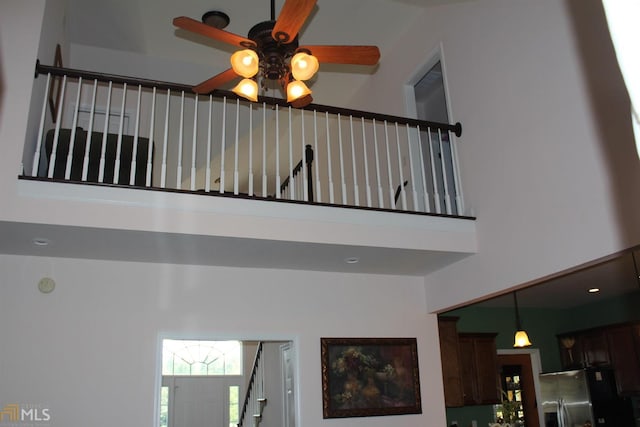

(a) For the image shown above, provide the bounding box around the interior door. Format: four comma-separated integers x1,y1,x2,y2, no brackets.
498,353,540,427
167,376,240,427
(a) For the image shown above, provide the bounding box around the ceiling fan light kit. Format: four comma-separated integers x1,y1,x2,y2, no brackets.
286,80,312,103
230,49,260,78
290,51,319,81
232,78,259,102
174,0,380,107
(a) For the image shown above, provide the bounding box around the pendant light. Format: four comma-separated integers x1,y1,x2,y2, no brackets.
513,291,532,348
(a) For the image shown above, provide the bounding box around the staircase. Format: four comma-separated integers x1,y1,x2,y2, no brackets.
239,342,267,427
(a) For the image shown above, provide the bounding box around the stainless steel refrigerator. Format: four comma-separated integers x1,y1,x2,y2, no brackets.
539,368,635,427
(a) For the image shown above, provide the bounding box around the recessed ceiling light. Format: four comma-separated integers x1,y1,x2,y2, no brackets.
345,257,359,264
588,288,600,293
33,238,51,247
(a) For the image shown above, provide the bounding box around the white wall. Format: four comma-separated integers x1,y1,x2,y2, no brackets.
352,0,640,311
0,254,446,427
0,1,46,182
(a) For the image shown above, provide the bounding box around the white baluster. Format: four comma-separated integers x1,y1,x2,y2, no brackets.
395,123,407,210
32,73,51,177
325,112,335,204
438,128,452,214
98,81,112,183
47,75,67,178
301,109,308,201
81,86,95,182
65,77,82,180
146,87,156,187
406,124,419,211
130,84,142,186
288,107,294,200
113,82,127,184
205,95,213,192
81,79,98,182
220,96,227,193
361,117,372,207
428,129,441,214
383,121,395,209
417,126,431,213
190,94,198,191
337,114,347,205
160,88,170,188
262,103,267,197
372,119,384,209
349,115,359,206
313,110,321,203
175,90,184,189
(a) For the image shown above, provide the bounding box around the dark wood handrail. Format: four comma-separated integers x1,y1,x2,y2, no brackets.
35,61,462,137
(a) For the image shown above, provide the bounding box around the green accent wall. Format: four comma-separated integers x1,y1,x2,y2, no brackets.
441,290,640,427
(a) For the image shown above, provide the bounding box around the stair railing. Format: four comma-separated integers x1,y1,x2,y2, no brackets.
279,144,314,202
239,342,266,427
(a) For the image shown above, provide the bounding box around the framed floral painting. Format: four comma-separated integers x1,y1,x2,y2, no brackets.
321,337,422,418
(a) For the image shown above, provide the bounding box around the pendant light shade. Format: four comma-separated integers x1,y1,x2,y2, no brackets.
286,80,312,102
514,330,533,348
513,291,532,348
230,49,259,78
290,52,319,81
232,78,259,102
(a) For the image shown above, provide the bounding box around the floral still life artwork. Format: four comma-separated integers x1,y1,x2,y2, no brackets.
321,337,421,418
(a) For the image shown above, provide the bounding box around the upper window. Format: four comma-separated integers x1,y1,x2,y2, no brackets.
162,339,242,376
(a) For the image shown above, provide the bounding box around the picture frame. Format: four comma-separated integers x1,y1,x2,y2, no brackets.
49,44,63,122
321,337,422,418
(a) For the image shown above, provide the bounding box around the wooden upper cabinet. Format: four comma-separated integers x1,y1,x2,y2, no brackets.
581,329,610,366
438,317,464,407
458,333,501,405
558,322,640,396
606,323,640,395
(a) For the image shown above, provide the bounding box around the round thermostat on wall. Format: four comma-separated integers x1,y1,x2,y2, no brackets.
38,277,56,294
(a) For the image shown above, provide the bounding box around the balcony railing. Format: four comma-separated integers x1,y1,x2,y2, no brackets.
22,62,465,216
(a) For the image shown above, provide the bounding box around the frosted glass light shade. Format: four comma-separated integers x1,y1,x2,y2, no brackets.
286,80,312,102
230,49,259,78
514,330,532,347
232,78,258,102
291,52,319,81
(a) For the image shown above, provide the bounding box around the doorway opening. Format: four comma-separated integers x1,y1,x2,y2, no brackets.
158,339,295,427
411,59,459,215
496,352,542,427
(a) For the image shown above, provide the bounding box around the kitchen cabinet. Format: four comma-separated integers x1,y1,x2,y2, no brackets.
581,329,610,366
558,322,640,396
558,329,609,368
438,317,465,407
458,333,501,405
606,323,640,395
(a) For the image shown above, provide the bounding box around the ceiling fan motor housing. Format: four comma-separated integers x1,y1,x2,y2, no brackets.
247,20,299,81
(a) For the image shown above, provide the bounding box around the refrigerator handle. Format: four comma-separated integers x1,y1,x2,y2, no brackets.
557,398,565,427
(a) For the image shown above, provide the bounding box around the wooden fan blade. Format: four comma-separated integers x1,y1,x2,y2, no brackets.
173,16,255,48
300,45,380,65
272,0,317,44
193,68,239,94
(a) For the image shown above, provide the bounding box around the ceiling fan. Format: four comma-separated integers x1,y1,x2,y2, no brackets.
173,0,381,107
